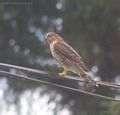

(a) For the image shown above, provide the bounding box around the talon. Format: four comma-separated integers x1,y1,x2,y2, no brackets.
59,68,68,77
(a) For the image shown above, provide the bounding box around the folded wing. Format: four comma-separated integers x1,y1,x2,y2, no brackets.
54,41,89,72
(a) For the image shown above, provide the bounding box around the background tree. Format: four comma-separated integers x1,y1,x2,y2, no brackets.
0,0,120,115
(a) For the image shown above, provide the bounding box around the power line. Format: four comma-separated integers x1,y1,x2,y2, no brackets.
0,63,47,75
0,63,120,89
0,70,119,101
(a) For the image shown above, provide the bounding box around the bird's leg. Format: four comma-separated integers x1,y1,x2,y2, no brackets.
59,67,68,77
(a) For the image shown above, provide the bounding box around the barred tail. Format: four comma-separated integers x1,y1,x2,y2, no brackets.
78,67,93,82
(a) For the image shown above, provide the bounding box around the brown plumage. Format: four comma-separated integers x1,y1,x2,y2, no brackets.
45,32,92,81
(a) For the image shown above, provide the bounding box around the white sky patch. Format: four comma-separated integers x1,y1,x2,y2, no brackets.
35,57,58,66
0,78,8,99
58,108,71,115
29,25,37,33
0,79,71,115
41,15,48,25
29,56,59,67
5,105,17,115
35,29,45,42
19,90,32,115
28,25,45,43
56,2,62,10
115,75,120,85
115,95,120,100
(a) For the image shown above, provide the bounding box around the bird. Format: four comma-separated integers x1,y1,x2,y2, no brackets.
45,32,93,82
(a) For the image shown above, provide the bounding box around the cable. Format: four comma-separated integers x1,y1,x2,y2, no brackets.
0,70,119,101
0,63,47,74
0,63,120,89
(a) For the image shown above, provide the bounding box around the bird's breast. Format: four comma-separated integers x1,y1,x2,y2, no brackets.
50,43,64,65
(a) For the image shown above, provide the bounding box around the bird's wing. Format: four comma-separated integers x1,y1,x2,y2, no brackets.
54,41,89,71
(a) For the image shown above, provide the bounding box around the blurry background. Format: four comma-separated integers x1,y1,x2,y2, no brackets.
0,0,120,115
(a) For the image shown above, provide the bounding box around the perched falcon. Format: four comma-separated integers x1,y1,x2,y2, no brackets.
45,32,92,81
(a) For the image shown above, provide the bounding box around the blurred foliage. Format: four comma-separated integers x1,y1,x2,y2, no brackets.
0,0,120,115
109,102,120,115
64,0,120,81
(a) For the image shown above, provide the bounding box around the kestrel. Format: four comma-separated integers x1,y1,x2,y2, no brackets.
45,32,92,82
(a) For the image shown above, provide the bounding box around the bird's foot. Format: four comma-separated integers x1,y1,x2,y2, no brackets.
59,70,67,77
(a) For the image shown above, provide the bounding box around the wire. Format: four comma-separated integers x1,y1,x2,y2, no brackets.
0,70,119,101
0,63,47,74
64,75,120,89
0,63,120,89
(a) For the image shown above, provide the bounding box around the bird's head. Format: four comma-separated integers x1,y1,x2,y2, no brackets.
45,32,63,44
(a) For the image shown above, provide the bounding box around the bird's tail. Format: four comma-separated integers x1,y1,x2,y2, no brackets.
79,71,97,92
81,71,94,82
77,66,91,81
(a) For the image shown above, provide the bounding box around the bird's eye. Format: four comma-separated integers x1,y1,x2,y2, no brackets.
47,34,51,38
46,32,54,38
